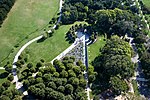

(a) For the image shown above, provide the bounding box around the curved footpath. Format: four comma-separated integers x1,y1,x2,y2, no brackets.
12,35,43,89
12,0,63,90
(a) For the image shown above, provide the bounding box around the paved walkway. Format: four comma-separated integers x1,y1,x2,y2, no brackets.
0,67,5,69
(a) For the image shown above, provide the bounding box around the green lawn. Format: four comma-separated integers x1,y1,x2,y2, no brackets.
88,36,106,64
24,25,71,65
0,0,59,66
143,0,150,8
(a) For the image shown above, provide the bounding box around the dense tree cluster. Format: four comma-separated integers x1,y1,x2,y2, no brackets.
61,0,138,24
66,23,88,43
94,8,148,38
0,0,15,26
140,51,150,81
92,36,134,96
0,80,21,100
22,56,96,100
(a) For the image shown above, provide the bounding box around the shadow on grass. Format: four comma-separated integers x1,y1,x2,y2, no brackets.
65,35,74,44
0,72,9,78
37,37,46,43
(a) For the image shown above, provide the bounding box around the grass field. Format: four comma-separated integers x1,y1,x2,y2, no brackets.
88,36,106,64
0,0,59,66
24,25,71,65
143,0,150,8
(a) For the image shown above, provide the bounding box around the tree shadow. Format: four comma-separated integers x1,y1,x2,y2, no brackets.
0,72,9,78
65,35,74,44
37,37,46,43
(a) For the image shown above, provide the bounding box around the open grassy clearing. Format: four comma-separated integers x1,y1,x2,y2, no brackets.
88,36,106,64
0,0,59,66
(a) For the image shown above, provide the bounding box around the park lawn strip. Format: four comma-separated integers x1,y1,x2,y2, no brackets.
0,0,59,66
88,36,106,64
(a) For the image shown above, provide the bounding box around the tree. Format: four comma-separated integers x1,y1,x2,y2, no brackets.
13,95,22,100
11,89,21,96
0,85,5,95
68,70,76,77
47,82,57,89
80,64,86,71
35,77,43,84
76,60,83,66
60,70,68,78
79,78,86,87
0,95,10,100
2,80,11,88
43,74,52,82
28,76,35,85
5,65,12,73
89,75,96,83
7,74,14,81
140,52,150,79
57,86,65,93
72,78,79,86
73,66,81,75
30,67,36,73
48,90,58,99
66,63,74,70
36,62,43,68
64,95,73,100
110,76,129,95
36,72,42,77
2,90,13,99
54,78,62,86
23,80,30,88
75,91,87,100
53,72,59,77
44,66,56,74
27,63,33,69
61,78,67,86
35,83,45,89
65,84,74,94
